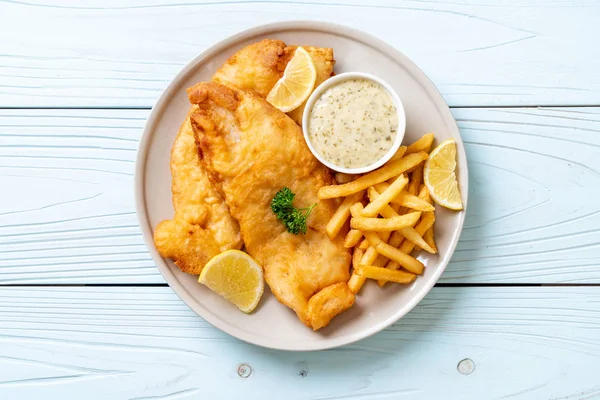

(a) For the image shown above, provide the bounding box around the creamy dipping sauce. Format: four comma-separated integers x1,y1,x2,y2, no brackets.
307,78,399,169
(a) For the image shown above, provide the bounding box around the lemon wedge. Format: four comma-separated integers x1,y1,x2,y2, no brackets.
198,250,264,313
423,139,463,210
266,46,317,112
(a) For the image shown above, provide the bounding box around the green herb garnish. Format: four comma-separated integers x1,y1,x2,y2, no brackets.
271,187,316,235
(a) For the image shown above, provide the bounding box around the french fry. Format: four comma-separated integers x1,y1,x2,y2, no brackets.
318,152,428,199
362,231,424,274
389,145,407,162
400,227,435,254
348,246,366,294
385,186,437,273
419,183,437,252
349,230,391,294
376,230,406,286
351,212,420,231
368,188,436,253
373,182,390,193
361,174,408,217
348,273,365,294
344,229,363,248
423,227,437,253
345,203,366,247
399,212,436,254
406,133,435,155
361,245,381,266
348,247,375,294
358,238,369,250
418,185,431,203
349,202,364,217
397,191,434,212
335,172,356,184
352,247,364,269
371,185,434,212
326,191,364,239
356,265,416,284
408,167,423,196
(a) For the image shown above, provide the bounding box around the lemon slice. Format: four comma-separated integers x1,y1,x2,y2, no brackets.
198,250,264,313
424,139,463,210
266,46,317,112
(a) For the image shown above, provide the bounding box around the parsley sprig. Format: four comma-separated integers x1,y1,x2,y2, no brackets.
271,187,316,235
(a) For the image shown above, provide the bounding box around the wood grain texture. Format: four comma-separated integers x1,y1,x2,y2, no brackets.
1,107,599,284
0,0,599,107
0,110,156,283
0,286,597,399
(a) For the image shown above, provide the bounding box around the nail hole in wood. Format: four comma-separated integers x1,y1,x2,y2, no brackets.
238,363,252,378
457,358,475,375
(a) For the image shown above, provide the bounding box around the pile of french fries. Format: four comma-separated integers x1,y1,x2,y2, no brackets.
319,133,438,293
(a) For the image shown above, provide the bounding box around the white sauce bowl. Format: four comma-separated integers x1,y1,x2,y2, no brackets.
302,72,406,174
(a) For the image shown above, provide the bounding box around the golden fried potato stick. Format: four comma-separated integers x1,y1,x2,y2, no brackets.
385,186,436,274
348,239,390,294
358,238,369,250
351,212,421,232
348,272,365,294
371,184,434,212
424,228,437,253
420,185,437,253
318,152,428,199
361,174,408,217
389,145,407,162
399,213,436,255
362,231,424,274
377,229,407,286
352,247,364,269
368,187,435,254
348,201,393,293
355,265,416,284
406,133,435,155
344,203,366,248
344,229,364,248
408,167,423,196
326,191,364,239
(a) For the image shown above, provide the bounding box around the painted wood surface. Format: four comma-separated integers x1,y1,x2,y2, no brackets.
0,286,598,399
1,0,599,107
1,107,598,284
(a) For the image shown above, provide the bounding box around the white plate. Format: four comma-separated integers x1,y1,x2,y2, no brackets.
135,21,468,351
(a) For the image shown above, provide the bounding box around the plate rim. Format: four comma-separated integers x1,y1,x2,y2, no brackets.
135,20,469,351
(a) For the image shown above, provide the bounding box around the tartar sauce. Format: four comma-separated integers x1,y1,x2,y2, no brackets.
307,78,398,169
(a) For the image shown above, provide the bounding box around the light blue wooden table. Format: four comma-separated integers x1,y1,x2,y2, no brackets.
1,1,599,399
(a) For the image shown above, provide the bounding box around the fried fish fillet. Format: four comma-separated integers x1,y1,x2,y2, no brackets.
213,39,335,125
154,39,334,277
188,82,354,330
153,107,243,275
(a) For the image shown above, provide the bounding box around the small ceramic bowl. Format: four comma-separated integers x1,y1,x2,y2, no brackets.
301,72,407,174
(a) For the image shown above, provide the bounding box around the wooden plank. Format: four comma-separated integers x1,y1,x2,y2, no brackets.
0,286,597,399
0,109,158,283
1,107,599,284
448,107,600,283
0,0,599,107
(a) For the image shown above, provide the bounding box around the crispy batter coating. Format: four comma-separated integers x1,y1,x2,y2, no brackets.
153,107,242,275
213,39,335,125
188,82,353,329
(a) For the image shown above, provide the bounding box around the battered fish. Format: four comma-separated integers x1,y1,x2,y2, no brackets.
153,107,243,275
213,39,335,125
188,82,354,330
154,39,335,276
